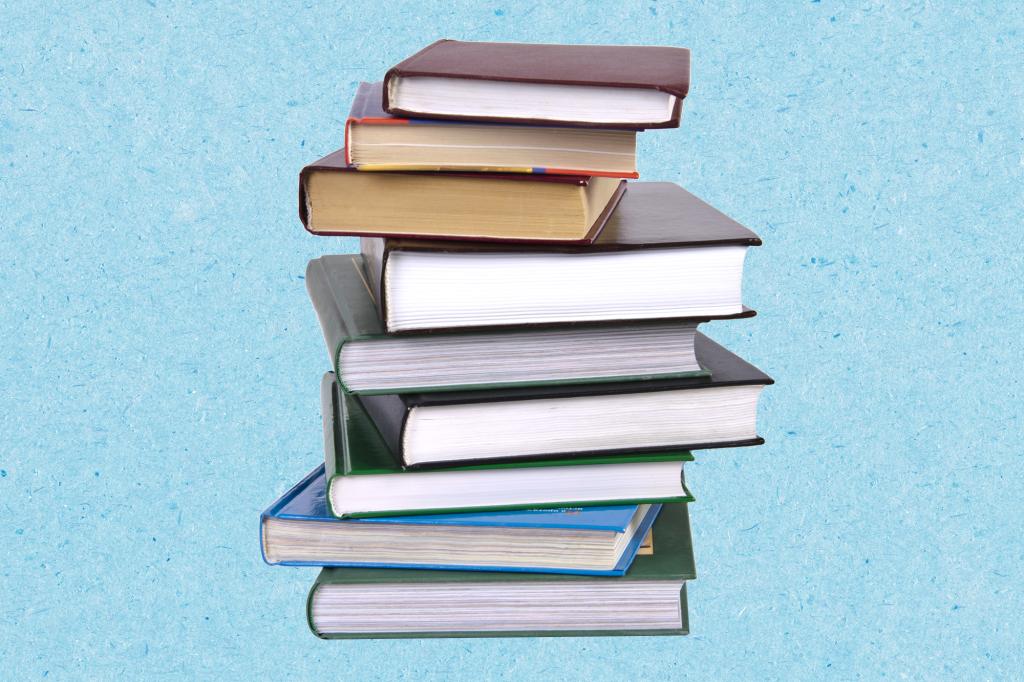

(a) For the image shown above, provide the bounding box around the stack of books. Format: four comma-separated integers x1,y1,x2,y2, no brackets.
262,39,772,639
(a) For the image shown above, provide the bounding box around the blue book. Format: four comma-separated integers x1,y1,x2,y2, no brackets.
261,465,661,576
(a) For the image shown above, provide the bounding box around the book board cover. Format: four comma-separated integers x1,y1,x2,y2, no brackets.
382,39,690,129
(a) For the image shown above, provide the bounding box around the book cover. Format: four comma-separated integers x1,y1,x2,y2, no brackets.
383,39,690,129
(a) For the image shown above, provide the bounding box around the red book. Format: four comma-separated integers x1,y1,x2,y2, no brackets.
383,40,691,129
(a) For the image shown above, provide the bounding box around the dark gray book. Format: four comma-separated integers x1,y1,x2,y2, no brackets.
358,334,773,468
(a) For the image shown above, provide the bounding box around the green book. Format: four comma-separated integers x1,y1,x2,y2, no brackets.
320,373,694,518
307,501,695,639
307,254,712,395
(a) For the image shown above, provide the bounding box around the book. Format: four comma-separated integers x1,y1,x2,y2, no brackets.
306,500,695,638
319,373,694,518
360,182,762,333
346,82,638,177
305,254,755,394
383,39,691,129
261,463,663,575
298,148,625,243
360,333,772,468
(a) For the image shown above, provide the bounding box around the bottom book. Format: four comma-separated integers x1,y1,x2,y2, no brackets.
306,502,695,639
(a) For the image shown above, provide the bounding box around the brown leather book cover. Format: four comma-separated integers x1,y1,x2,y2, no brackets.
383,39,690,129
298,148,625,243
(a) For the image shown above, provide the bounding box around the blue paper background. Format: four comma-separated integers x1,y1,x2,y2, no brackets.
3,1,1022,678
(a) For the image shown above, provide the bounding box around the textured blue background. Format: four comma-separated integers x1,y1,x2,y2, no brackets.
3,1,1022,678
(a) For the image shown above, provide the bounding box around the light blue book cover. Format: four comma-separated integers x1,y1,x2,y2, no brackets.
261,465,662,575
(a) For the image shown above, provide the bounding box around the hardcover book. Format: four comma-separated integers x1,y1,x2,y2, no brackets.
261,463,663,575
299,148,625,243
383,39,691,129
307,500,696,638
358,333,773,468
359,182,762,333
306,254,739,394
346,82,639,177
319,373,694,518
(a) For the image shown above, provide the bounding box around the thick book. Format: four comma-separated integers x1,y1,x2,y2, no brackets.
360,182,762,333
319,373,694,518
306,501,695,638
306,254,742,394
360,333,773,468
261,463,662,575
383,39,690,129
346,82,638,177
298,148,625,243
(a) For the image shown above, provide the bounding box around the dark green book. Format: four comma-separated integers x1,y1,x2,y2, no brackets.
307,501,695,638
307,254,728,395
320,373,694,518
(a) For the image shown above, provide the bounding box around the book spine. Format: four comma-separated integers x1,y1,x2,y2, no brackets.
321,374,341,477
344,121,353,165
352,392,407,462
306,579,324,638
359,238,388,328
306,259,350,376
345,83,371,163
381,39,452,114
298,167,315,232
679,583,690,635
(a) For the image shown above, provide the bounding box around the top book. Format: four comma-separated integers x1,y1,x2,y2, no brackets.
383,40,691,129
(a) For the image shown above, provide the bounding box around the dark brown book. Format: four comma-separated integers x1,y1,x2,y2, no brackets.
298,148,625,243
357,333,773,468
361,182,762,333
383,39,691,129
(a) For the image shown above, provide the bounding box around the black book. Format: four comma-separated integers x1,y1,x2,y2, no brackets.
359,333,773,468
